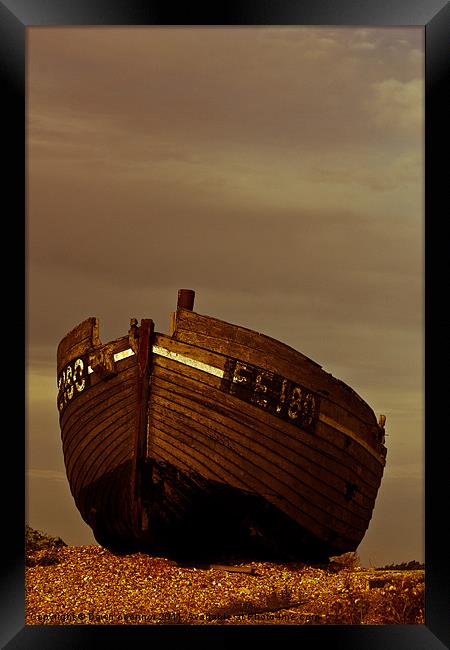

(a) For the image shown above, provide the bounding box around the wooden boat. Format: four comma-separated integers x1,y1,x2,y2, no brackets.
57,289,387,562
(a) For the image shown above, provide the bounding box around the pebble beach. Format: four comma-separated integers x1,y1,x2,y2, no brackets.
26,545,425,626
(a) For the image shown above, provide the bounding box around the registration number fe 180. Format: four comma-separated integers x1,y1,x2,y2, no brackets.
221,359,319,433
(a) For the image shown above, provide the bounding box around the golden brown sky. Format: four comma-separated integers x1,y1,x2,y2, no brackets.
26,26,423,566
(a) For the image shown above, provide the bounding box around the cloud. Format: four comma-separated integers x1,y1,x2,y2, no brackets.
27,469,67,482
385,464,424,481
409,48,423,67
26,365,58,402
28,27,423,161
307,151,422,192
369,78,424,133
352,41,377,51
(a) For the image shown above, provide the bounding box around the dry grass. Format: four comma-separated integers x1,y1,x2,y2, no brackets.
25,545,425,625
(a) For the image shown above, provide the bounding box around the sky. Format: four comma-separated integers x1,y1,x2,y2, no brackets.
26,26,424,567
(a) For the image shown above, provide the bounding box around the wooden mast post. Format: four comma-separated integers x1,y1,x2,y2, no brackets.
170,289,195,336
177,289,195,311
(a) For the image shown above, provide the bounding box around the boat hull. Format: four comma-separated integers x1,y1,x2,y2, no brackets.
57,305,387,561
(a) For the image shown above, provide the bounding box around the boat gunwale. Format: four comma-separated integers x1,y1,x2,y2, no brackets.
57,310,385,437
173,307,381,419
152,330,386,458
57,321,386,472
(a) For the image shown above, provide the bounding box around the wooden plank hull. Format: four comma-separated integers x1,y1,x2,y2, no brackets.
57,299,387,561
57,318,152,550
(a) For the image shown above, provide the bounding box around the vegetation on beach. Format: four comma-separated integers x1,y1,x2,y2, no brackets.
26,525,67,567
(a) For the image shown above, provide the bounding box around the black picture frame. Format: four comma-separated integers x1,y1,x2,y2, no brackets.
2,1,448,647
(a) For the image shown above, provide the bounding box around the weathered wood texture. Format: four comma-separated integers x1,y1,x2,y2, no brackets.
131,319,154,534
57,302,386,560
57,318,152,547
172,309,385,454
146,317,386,555
61,356,137,540
57,317,101,375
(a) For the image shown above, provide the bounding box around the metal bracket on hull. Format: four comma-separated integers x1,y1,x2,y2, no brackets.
128,318,139,354
88,346,117,380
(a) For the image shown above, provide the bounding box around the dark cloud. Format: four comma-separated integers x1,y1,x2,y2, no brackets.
28,27,423,157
